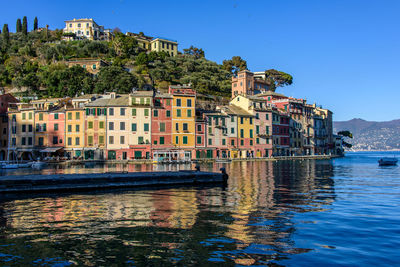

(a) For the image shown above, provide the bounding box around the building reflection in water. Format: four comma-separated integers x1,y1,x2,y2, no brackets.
0,160,335,265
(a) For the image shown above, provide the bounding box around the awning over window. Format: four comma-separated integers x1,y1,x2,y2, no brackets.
40,147,63,153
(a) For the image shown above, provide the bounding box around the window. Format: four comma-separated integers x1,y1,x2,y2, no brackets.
109,122,114,130
183,123,188,131
256,138,260,144
250,140,253,146
266,114,269,120
240,117,244,124
131,123,137,131
166,110,171,117
231,116,234,122
240,140,244,146
208,139,212,145
144,123,149,132
22,125,26,132
160,123,165,132
140,98,144,104
166,99,171,106
175,136,179,144
68,125,72,132
176,99,181,107
177,109,181,117
69,23,72,27
154,110,158,117
29,112,32,120
109,108,114,116
208,127,212,134
132,108,136,116
87,136,93,145
39,137,44,146
68,113,72,120
88,121,93,129
187,99,192,107
77,23,81,27
197,136,202,144
250,118,253,124
222,139,226,146
144,109,149,116
29,125,33,132
187,109,192,117
240,129,244,138
86,31,89,35
266,126,269,134
175,123,179,131
68,137,72,146
75,137,80,145
28,137,32,145
256,113,259,119
119,108,126,116
120,136,125,144
120,122,125,130
197,125,202,132
160,137,165,144
109,136,114,144
92,64,96,70
76,112,80,120
53,136,58,145
99,136,104,145
54,123,59,131
231,128,234,134
99,121,104,129
256,126,259,134
183,136,188,144
231,139,235,146
76,125,80,132
39,113,43,121
138,136,144,144
22,137,26,146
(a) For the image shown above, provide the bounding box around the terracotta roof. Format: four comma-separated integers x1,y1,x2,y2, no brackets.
255,91,287,98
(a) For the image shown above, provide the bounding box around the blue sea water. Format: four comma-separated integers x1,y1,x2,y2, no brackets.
0,151,399,266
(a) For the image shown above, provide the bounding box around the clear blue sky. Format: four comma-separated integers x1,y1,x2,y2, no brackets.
2,0,399,121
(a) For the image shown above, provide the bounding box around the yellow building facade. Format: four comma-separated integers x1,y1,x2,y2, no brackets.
65,109,85,158
169,86,196,156
151,38,178,56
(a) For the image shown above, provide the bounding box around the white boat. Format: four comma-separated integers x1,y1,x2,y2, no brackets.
0,162,30,169
378,157,398,166
30,161,47,168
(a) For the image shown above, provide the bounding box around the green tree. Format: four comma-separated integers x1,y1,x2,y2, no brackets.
16,19,22,33
22,16,28,35
264,69,293,92
222,56,247,76
135,52,148,66
183,46,205,59
2,24,9,46
95,66,138,94
34,17,38,31
337,130,353,139
112,32,139,58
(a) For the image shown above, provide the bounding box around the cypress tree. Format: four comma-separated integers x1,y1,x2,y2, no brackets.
22,16,27,35
2,24,9,44
34,17,38,31
16,18,22,32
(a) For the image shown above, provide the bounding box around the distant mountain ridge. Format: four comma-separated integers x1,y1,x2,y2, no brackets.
333,118,400,151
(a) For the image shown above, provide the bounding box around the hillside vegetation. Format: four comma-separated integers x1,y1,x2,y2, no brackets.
1,19,293,99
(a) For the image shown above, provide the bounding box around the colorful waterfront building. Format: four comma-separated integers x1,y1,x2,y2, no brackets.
151,92,173,161
103,94,131,160
34,109,49,151
46,108,65,155
129,91,153,159
230,95,273,157
8,104,35,160
84,96,108,160
170,85,196,160
226,105,255,158
272,110,290,156
194,112,207,159
0,93,18,160
64,105,85,159
203,111,229,158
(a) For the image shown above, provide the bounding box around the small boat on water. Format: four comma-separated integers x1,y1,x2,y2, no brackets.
0,161,31,169
378,157,398,166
